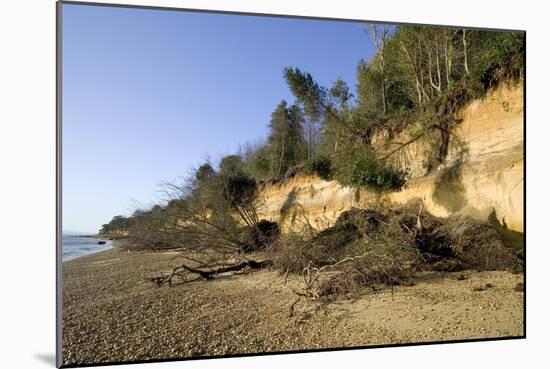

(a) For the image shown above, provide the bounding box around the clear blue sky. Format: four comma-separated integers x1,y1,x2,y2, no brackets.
62,3,376,234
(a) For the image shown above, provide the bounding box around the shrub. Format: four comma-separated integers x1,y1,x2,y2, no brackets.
244,145,272,181
219,155,245,176
305,156,332,180
336,149,406,191
222,173,257,207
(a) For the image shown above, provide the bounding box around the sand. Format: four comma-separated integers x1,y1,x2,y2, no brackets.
62,246,524,366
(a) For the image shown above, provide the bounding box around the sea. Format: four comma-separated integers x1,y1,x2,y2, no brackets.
62,233,113,261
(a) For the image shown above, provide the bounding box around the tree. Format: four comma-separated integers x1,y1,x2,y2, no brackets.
283,68,325,122
99,215,132,235
287,103,308,165
329,79,352,108
267,100,307,178
284,67,360,139
219,155,245,176
463,29,469,75
195,163,215,183
366,24,391,115
127,160,262,254
247,144,272,180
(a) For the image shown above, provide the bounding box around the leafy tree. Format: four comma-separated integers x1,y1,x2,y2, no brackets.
195,163,215,183
267,100,307,178
219,155,245,177
283,68,325,122
247,145,271,180
99,215,132,235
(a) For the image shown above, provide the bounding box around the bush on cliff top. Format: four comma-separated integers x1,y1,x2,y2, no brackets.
335,148,407,191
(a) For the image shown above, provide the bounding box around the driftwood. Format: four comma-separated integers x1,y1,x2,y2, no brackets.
151,259,273,286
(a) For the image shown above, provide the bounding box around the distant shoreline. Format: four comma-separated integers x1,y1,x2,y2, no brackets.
72,234,101,238
62,234,114,262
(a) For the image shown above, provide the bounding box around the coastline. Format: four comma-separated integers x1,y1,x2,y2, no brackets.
61,234,114,262
62,246,524,366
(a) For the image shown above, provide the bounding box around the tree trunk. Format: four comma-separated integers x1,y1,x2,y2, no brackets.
428,47,441,94
381,81,387,115
463,30,469,75
435,45,442,91
154,259,274,285
370,24,388,116
276,140,285,178
444,30,452,88
400,40,425,104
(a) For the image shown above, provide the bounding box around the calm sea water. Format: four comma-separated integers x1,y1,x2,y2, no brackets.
62,234,112,261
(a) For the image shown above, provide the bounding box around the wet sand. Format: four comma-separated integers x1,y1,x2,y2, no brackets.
62,246,524,366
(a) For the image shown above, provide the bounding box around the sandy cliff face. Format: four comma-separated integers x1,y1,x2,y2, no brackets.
257,83,524,233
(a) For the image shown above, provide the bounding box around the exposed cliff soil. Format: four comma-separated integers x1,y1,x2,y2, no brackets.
62,247,524,366
256,83,524,233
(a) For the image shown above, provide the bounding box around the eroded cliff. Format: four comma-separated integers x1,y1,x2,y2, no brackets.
257,83,524,233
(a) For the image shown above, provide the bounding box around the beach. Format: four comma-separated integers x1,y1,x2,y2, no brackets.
62,234,112,261
62,244,524,366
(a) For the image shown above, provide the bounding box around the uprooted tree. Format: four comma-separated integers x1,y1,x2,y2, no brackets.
103,158,280,285
275,200,523,315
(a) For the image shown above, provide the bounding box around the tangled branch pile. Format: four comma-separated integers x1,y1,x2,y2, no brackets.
277,201,522,302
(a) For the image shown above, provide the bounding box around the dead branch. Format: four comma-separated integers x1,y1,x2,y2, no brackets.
152,259,274,286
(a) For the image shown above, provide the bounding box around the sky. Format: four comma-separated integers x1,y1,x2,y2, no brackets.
62,3,376,234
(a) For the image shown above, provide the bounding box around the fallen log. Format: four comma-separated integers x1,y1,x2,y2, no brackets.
152,259,273,286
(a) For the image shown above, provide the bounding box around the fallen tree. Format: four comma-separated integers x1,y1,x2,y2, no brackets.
151,257,274,286
277,200,523,305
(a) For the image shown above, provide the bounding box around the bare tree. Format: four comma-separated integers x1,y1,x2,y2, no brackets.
120,167,279,286
367,24,391,115
303,117,321,161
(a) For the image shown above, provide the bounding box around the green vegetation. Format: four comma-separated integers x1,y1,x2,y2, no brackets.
304,156,332,180
335,147,406,191
101,24,524,239
266,101,308,178
100,24,524,223
98,215,132,236
229,26,523,191
99,25,524,299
